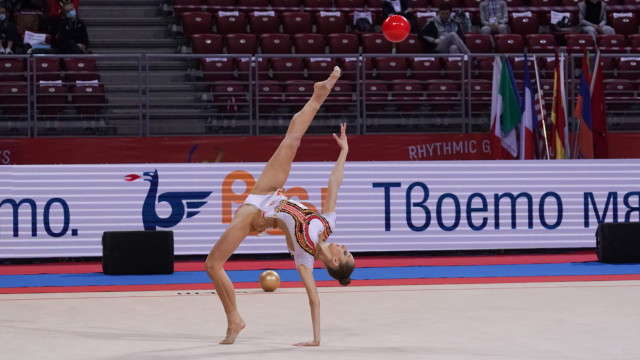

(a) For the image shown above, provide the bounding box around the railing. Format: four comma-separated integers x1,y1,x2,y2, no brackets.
0,52,638,137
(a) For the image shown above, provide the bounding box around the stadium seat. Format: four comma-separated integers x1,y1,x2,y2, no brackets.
408,56,441,81
235,56,269,80
204,0,235,11
281,11,313,34
0,83,28,116
390,79,423,113
270,57,305,81
469,79,492,112
201,57,235,83
494,34,525,53
293,33,326,54
472,57,494,80
415,11,436,29
617,57,640,80
362,80,389,112
366,0,382,8
598,56,616,80
255,80,283,113
408,0,428,7
426,80,460,112
510,56,534,78
225,33,258,54
510,13,539,37
63,58,99,82
237,0,269,7
315,11,347,35
442,56,464,80
248,11,280,35
33,58,62,82
270,0,301,7
334,0,365,8
430,0,461,8
303,0,333,7
395,33,424,54
628,34,640,48
36,83,68,116
564,33,595,53
340,57,371,81
191,33,223,54
597,34,628,53
374,57,408,81
558,0,580,5
215,11,246,34
173,0,203,15
71,84,106,115
181,11,213,35
327,33,359,54
604,80,635,111
260,33,292,54
464,33,493,53
306,58,337,81
528,0,559,25
212,83,247,113
0,58,26,82
283,80,315,109
610,13,639,36
324,82,355,112
461,0,482,8
525,33,556,53
360,33,392,54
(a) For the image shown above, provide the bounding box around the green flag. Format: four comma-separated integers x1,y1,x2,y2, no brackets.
499,58,522,134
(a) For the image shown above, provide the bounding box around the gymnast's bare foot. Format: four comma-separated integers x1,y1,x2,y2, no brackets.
220,313,246,344
311,66,341,105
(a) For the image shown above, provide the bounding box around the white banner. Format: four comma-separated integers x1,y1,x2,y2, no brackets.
1,160,639,258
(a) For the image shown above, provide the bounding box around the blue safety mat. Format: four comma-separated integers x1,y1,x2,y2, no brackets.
2,262,640,288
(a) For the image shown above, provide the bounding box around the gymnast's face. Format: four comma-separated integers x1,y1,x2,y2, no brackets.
328,242,354,266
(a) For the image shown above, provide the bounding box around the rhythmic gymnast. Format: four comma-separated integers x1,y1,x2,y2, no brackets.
205,66,355,346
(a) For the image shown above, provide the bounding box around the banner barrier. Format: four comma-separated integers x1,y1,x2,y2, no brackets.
2,160,638,258
3,132,640,165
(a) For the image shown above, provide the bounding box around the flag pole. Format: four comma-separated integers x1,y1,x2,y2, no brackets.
532,54,550,159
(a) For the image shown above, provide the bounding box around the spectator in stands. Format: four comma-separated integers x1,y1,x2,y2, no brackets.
382,0,418,33
0,2,17,54
52,0,88,54
479,0,509,35
50,0,78,17
419,4,470,54
578,0,615,42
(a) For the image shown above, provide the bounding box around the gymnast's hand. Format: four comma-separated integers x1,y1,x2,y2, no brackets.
332,122,348,153
293,339,320,347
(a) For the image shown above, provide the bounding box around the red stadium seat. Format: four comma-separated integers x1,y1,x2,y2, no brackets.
248,11,280,35
181,11,213,35
464,33,493,53
315,11,347,35
63,58,99,82
36,83,68,116
395,34,424,54
473,57,495,80
510,13,539,37
597,34,628,53
260,33,292,54
204,0,235,11
366,0,382,8
525,33,556,53
340,57,371,81
302,0,333,7
558,0,580,5
0,83,28,116
270,57,305,81
235,56,269,80
334,0,365,8
374,57,408,81
281,11,313,34
327,33,359,54
0,58,26,82
510,56,534,78
528,0,559,25
225,33,258,54
461,0,482,8
324,82,354,112
564,33,595,53
604,79,635,111
255,80,283,113
469,79,492,112
191,33,223,54
611,14,639,36
306,58,337,81
360,33,392,54
293,33,326,54
408,0,428,7
442,56,464,80
390,79,423,113
71,84,106,115
270,0,301,6
430,0,461,8
237,0,269,6
201,57,235,83
33,58,62,82
409,56,441,81
212,82,247,113
617,57,640,80
362,80,389,112
283,80,315,108
173,0,203,15
494,33,525,53
426,80,460,112
215,11,246,34
628,34,640,48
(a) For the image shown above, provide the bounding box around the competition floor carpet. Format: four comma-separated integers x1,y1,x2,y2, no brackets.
2,251,640,360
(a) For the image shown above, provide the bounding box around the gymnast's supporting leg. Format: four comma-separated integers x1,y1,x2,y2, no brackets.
204,66,341,345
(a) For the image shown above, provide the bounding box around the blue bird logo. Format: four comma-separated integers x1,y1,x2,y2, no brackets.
125,170,212,231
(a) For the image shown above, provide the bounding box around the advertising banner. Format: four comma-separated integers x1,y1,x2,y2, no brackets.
1,160,638,258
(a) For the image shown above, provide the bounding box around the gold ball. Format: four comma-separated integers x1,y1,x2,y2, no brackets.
259,270,280,292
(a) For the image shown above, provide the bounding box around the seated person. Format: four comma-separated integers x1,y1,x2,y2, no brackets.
578,0,614,42
52,0,88,54
479,0,509,35
0,2,17,54
419,4,470,54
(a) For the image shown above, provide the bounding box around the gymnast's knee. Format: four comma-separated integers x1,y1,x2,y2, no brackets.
204,255,223,275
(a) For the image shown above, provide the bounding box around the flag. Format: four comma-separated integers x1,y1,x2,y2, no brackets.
533,80,549,159
590,51,609,158
520,54,535,160
497,57,521,158
575,50,594,159
550,52,570,159
489,56,517,159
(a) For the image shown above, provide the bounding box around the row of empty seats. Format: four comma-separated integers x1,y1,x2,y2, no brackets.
0,58,100,83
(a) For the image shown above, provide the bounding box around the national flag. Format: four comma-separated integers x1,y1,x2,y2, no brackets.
533,81,549,159
590,51,609,158
520,53,536,160
550,52,570,159
490,56,517,159
497,57,521,158
575,50,594,159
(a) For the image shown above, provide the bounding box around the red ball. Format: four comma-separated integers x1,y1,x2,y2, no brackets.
382,15,410,43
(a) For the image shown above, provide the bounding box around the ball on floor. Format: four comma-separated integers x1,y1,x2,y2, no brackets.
259,270,280,292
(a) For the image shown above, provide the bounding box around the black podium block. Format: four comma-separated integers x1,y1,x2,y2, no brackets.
102,231,174,274
596,222,640,263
